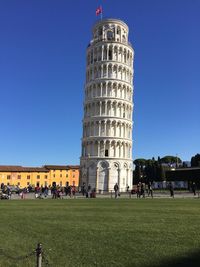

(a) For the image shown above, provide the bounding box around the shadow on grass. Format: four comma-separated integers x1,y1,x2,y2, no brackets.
147,250,200,267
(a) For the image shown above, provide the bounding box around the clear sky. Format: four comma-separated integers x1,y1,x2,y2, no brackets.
0,0,199,166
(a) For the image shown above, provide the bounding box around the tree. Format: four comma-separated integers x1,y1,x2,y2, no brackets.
133,158,146,167
191,154,200,167
160,155,182,165
133,165,142,184
133,159,146,184
144,160,155,182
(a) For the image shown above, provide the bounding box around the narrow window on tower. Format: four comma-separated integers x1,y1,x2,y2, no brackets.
109,49,112,60
91,52,93,64
105,149,109,157
122,34,126,43
107,31,113,40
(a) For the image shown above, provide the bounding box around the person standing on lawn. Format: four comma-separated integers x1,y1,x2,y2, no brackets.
114,183,119,199
148,182,153,198
169,182,174,198
191,182,197,196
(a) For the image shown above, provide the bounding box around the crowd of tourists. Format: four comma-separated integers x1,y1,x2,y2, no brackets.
134,182,154,198
1,181,199,200
80,183,96,198
134,181,198,198
34,182,78,199
0,182,79,199
0,182,97,200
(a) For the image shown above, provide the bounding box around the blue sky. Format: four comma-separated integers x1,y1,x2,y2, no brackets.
0,0,199,166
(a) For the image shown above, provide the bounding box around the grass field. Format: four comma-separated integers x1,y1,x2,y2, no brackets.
0,199,200,267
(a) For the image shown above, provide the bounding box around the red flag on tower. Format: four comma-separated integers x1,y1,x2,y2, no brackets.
96,6,102,16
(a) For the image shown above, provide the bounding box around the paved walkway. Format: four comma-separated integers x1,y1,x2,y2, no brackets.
6,191,200,200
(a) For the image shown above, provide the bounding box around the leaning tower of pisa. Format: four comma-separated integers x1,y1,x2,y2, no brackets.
80,18,134,192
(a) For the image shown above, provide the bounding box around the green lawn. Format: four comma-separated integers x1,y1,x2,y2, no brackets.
0,199,200,267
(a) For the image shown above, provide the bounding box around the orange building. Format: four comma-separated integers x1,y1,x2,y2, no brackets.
0,165,79,188
44,165,79,187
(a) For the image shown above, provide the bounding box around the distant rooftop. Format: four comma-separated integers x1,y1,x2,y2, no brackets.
0,165,80,172
44,165,80,170
0,166,48,172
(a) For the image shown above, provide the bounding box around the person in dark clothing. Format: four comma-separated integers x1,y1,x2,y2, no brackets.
137,183,141,198
65,182,71,197
141,183,145,198
52,184,57,199
191,182,197,196
82,183,86,196
148,182,153,198
168,182,174,198
114,183,119,199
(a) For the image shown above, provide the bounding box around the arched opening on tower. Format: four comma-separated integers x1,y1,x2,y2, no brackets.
107,31,114,41
98,161,108,192
105,149,108,157
109,162,119,191
108,48,113,60
122,34,126,43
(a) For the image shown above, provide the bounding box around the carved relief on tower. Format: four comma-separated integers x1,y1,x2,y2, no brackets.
109,162,120,190
86,44,133,67
85,82,133,102
86,63,133,84
92,20,129,45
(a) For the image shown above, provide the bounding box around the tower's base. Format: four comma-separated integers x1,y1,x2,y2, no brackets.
80,158,133,192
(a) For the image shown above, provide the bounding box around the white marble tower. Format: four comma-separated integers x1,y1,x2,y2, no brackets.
80,18,134,192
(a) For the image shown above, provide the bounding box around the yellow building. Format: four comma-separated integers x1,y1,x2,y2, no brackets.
0,165,79,188
44,165,79,187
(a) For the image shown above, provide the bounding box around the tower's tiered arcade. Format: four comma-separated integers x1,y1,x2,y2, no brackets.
80,18,134,192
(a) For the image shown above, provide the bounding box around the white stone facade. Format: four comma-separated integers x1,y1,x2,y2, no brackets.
80,18,134,192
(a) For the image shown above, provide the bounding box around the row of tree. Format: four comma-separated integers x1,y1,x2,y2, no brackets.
133,156,181,184
133,154,200,184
